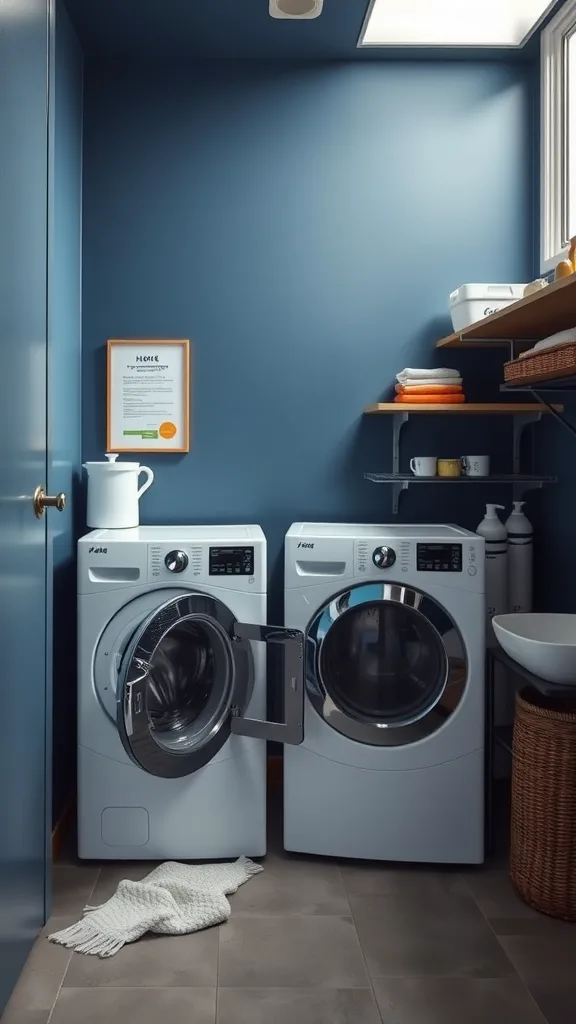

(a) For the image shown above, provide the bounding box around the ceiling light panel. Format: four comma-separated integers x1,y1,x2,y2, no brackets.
359,0,555,48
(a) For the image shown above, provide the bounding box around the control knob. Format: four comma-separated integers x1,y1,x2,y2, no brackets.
372,545,396,569
165,549,189,574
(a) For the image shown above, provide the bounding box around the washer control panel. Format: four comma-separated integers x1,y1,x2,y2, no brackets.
146,541,262,589
417,543,462,573
372,545,397,569
351,534,482,588
209,546,254,576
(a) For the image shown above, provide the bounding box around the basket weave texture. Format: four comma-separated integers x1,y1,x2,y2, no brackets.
504,341,576,385
510,687,576,921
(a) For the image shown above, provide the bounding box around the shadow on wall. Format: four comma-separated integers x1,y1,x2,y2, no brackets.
49,0,83,826
52,473,83,822
533,397,576,613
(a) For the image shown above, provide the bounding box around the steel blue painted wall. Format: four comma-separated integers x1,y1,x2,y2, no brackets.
48,0,83,824
82,60,535,611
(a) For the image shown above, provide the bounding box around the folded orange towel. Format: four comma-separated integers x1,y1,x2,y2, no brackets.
395,384,463,395
394,393,466,404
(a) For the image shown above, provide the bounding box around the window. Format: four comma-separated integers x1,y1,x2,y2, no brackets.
541,0,576,271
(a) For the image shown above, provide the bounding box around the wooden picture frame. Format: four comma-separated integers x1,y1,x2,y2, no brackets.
107,339,191,453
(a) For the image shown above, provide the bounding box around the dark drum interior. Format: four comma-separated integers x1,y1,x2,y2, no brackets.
319,600,448,726
144,619,229,753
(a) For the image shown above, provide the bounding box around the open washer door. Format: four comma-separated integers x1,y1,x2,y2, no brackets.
306,583,467,747
116,593,304,778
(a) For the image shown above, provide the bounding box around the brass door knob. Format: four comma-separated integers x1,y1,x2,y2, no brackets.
33,486,66,518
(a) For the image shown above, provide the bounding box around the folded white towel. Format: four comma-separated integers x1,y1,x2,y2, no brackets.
397,368,460,384
399,377,462,387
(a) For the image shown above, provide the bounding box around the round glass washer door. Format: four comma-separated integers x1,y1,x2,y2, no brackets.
306,583,467,746
95,591,253,779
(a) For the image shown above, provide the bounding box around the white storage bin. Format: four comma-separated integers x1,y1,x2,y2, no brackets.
449,283,526,333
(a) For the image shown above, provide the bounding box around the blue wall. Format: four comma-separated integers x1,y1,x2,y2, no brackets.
48,0,83,824
82,60,535,611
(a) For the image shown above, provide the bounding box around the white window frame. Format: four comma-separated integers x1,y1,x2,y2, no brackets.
541,0,576,272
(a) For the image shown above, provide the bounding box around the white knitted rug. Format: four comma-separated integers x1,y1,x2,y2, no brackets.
48,857,263,958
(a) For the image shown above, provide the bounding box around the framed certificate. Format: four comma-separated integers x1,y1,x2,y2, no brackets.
107,339,190,453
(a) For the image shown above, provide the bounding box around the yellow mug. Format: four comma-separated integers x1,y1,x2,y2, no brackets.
437,458,461,478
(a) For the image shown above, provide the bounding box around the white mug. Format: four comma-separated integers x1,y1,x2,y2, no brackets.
410,456,437,477
462,455,490,477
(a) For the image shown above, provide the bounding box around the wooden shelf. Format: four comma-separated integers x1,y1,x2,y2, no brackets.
364,403,564,414
436,275,576,348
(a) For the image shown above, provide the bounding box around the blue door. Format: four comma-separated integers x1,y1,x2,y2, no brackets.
0,0,51,1011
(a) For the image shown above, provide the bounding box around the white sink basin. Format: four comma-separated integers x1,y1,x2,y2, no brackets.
493,613,576,685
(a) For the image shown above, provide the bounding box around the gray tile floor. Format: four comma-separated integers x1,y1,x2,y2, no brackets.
2,825,576,1024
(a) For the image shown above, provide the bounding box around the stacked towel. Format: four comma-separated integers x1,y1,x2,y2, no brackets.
394,367,465,404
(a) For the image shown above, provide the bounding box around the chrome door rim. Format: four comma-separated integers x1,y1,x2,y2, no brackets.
114,592,253,778
306,583,467,747
94,588,192,722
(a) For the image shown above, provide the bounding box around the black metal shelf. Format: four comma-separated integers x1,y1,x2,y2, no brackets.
369,406,553,514
489,644,576,697
365,473,556,484
485,645,576,851
501,377,576,393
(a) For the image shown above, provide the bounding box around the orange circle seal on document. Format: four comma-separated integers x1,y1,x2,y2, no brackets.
159,421,177,439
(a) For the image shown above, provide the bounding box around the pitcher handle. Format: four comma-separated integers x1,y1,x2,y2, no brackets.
137,466,154,499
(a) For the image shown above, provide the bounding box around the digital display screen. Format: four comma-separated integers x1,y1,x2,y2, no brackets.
209,547,254,576
417,543,462,572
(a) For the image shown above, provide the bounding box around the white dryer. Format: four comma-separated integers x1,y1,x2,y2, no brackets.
284,523,486,864
78,526,303,860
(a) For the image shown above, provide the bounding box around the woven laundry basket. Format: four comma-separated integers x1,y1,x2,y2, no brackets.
504,341,576,385
510,687,576,920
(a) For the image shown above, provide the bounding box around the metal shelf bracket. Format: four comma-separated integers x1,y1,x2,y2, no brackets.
392,412,409,514
500,380,576,435
512,412,541,503
460,338,534,359
529,387,576,439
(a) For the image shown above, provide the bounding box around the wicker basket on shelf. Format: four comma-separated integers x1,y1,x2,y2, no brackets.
504,341,576,385
510,687,576,920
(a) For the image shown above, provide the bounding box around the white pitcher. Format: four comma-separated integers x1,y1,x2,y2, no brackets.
83,454,154,529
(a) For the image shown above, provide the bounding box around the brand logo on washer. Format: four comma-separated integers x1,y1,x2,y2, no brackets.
297,542,314,549
88,546,108,554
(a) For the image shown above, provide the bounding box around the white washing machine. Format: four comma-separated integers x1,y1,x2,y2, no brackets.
78,526,304,860
284,523,486,864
